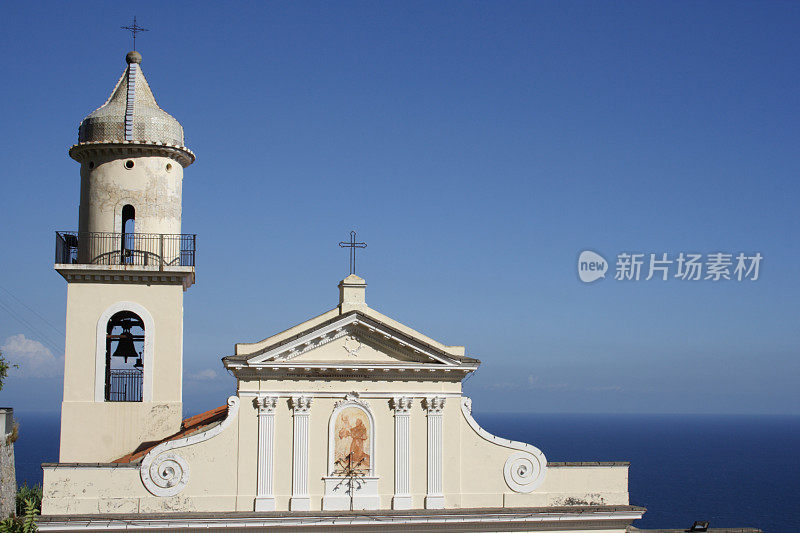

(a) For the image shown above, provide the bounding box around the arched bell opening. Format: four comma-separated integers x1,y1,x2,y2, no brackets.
120,204,135,264
105,310,144,402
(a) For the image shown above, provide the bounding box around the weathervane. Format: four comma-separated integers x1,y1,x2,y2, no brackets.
338,231,367,276
121,16,148,50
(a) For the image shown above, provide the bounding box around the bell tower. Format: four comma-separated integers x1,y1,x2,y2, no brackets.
55,51,196,462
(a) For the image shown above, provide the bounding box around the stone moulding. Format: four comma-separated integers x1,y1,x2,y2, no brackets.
37,506,648,531
54,264,196,290
69,142,195,167
241,313,464,368
459,397,547,493
140,396,240,497
332,392,370,410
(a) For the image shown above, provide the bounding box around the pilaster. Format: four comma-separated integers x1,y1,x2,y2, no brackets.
390,396,413,510
423,396,445,509
289,396,312,511
254,396,278,511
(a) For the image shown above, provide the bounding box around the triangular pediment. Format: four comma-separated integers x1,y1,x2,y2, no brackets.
247,313,459,366
223,311,480,377
276,328,424,365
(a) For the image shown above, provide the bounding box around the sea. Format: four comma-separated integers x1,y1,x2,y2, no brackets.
11,411,799,532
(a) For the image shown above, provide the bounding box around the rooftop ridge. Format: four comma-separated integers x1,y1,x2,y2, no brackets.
124,62,137,141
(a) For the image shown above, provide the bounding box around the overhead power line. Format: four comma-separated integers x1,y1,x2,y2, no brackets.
0,285,65,337
0,297,64,355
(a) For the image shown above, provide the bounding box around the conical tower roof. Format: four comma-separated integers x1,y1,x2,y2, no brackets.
72,51,194,164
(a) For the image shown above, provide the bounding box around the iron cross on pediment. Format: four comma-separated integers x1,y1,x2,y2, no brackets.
339,231,367,275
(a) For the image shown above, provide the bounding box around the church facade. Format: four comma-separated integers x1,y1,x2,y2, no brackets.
40,51,644,532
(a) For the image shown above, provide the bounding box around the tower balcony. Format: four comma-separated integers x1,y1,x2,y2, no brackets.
54,231,196,289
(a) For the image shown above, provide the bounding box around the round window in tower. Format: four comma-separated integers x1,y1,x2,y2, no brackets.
125,160,135,170
166,163,173,172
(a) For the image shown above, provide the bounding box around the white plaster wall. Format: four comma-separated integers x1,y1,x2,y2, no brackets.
48,332,627,514
535,466,630,506
45,403,241,514
138,410,240,513
43,391,629,515
289,338,417,363
442,400,462,506
59,282,184,462
236,381,465,512
42,466,146,515
234,397,258,510
59,402,182,462
457,407,629,507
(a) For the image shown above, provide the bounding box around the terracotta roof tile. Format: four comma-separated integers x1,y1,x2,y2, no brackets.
113,404,228,464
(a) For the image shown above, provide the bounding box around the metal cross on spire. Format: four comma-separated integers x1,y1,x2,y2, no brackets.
121,16,148,51
338,231,367,276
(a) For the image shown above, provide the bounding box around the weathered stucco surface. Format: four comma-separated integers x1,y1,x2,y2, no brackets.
79,154,184,236
44,351,629,516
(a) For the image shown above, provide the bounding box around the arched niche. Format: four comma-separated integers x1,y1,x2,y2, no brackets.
327,396,375,477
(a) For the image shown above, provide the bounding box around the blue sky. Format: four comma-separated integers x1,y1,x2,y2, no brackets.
1,1,798,415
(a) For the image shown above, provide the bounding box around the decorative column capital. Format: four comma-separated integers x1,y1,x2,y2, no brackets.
423,396,445,414
290,395,312,413
255,396,278,414
390,396,413,414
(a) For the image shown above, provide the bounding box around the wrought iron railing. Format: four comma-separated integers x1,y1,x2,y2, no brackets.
55,231,196,267
106,369,143,402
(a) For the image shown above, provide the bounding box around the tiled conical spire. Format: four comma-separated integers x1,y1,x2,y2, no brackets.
76,51,192,157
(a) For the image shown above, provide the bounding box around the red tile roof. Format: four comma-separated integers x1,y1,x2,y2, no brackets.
113,404,228,464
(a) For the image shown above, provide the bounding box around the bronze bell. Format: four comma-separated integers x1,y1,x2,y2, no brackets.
112,327,138,362
133,357,143,370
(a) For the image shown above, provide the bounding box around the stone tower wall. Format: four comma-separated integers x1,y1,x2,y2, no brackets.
0,408,16,518
78,153,184,237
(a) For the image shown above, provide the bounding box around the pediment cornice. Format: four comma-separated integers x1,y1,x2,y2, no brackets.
223,311,479,378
